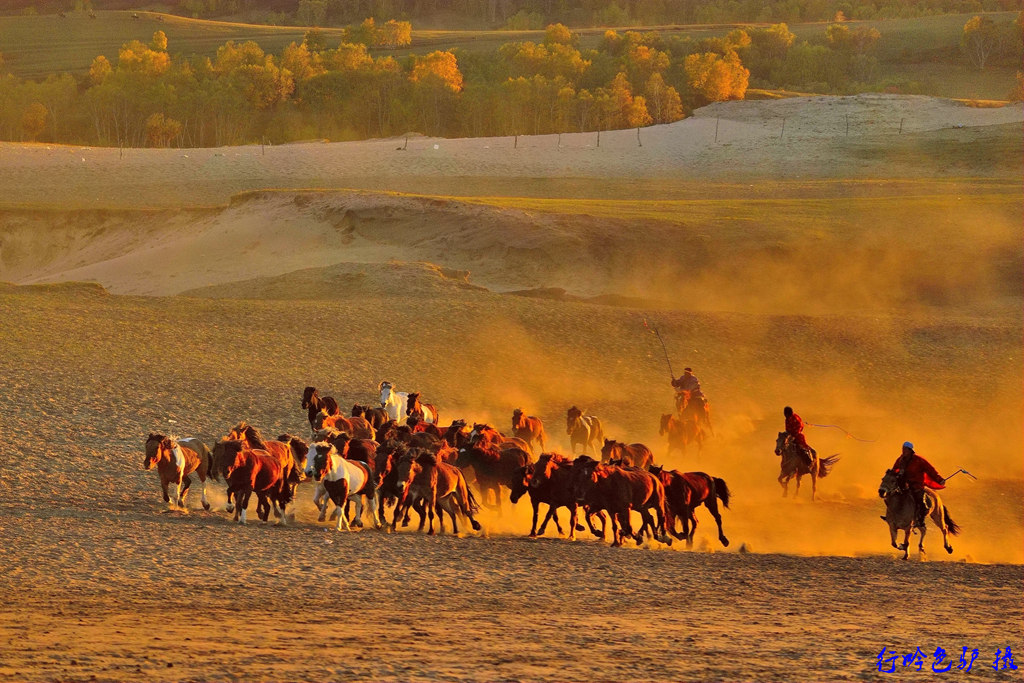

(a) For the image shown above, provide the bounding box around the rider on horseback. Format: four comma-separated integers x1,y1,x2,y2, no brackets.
892,442,946,530
783,406,815,467
671,367,702,396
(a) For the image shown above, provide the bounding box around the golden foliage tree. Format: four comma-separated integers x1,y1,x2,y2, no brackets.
683,51,749,102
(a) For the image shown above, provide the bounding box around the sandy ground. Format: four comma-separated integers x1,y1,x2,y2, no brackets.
0,94,1021,681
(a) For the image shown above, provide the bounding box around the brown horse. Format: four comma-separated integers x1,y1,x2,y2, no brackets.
469,423,531,452
660,412,704,457
511,409,548,454
406,392,439,424
143,435,211,510
879,469,960,560
600,439,655,469
457,442,532,511
225,443,294,525
510,453,586,539
566,406,604,456
675,390,714,436
570,456,670,547
649,465,730,548
775,431,840,501
227,423,302,483
394,451,482,535
352,403,388,429
301,387,339,431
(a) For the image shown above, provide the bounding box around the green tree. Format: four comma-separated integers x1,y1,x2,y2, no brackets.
22,102,48,141
961,16,999,70
145,112,182,147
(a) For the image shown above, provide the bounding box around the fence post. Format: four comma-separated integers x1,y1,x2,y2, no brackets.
714,117,719,143
514,135,518,149
637,127,642,147
597,129,601,147
899,118,904,135
846,114,849,137
780,117,786,140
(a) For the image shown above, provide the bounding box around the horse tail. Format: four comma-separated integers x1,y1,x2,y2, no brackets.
943,506,961,536
202,445,213,480
277,475,295,507
817,454,840,478
713,477,731,509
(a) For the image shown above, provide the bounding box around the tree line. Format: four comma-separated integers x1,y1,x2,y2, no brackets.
0,16,1017,147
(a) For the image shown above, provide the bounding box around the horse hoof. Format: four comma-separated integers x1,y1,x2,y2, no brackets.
471,521,482,531
720,537,730,547
202,502,211,511
317,515,326,523
945,546,953,554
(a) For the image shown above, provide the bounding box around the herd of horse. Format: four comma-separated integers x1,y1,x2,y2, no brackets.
141,381,961,557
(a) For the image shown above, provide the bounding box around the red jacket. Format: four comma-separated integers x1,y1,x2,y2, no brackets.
893,453,944,490
785,413,809,449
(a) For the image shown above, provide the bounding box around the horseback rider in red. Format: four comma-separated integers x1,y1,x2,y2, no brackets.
892,442,946,530
783,406,815,467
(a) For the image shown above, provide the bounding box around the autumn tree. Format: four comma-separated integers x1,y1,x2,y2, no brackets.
961,16,1000,70
145,112,182,146
683,51,749,102
409,51,463,134
644,72,683,124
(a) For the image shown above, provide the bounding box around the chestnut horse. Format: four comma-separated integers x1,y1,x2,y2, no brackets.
143,435,211,510
775,431,840,501
395,451,482,535
570,456,670,547
456,442,532,511
509,453,585,539
468,424,530,452
675,390,714,436
511,409,547,454
227,423,302,482
659,413,704,458
225,443,295,525
649,465,730,548
406,392,439,424
566,406,604,456
600,439,655,469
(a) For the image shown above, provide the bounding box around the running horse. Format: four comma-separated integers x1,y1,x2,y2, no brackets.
511,409,547,454
378,381,409,424
143,434,212,510
878,469,960,560
600,439,654,469
406,392,439,424
566,406,604,456
675,390,714,437
649,465,730,548
774,431,839,501
301,387,339,432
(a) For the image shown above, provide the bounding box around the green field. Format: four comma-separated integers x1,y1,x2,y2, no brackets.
0,9,1017,99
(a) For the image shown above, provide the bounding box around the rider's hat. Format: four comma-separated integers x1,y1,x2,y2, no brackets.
684,367,692,372
902,441,914,450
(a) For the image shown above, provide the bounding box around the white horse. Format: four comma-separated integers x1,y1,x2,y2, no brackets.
378,381,409,424
306,442,380,531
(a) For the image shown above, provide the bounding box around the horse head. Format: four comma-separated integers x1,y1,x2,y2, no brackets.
301,386,318,410
395,451,422,494
571,455,600,502
878,469,902,499
774,431,789,456
378,381,393,406
406,392,421,415
600,438,618,463
143,433,165,469
566,406,583,434
509,464,533,503
307,442,334,481
512,408,524,429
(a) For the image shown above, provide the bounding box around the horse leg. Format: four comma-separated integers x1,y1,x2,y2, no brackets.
585,509,604,539
810,469,818,502
778,471,789,498
936,506,953,554
198,473,210,511
178,473,192,508
917,524,927,556
686,508,699,548
567,504,579,542
335,482,351,532
528,498,540,537
548,505,565,536
888,521,899,550
426,494,436,535
237,490,250,524
705,498,729,547
313,482,328,522
371,491,382,530
794,472,802,498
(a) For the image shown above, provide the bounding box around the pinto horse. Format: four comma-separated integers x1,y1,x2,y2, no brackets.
879,469,960,560
307,442,380,531
301,387,339,431
600,439,655,469
775,432,840,501
378,381,409,424
566,406,604,456
456,442,532,511
225,443,294,525
649,465,730,548
395,451,482,535
510,453,585,539
512,409,548,454
406,392,439,424
143,434,211,510
570,456,670,547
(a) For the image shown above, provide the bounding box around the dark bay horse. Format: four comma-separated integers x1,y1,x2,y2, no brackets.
566,406,604,456
675,389,714,436
649,465,730,548
775,432,839,501
571,456,670,547
600,439,654,469
301,387,339,431
143,434,211,510
510,453,585,539
511,409,548,455
352,403,389,429
879,469,960,560
456,442,532,511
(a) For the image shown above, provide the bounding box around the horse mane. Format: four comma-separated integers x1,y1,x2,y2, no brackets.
322,396,340,416
243,424,268,449
538,451,570,465
415,451,438,467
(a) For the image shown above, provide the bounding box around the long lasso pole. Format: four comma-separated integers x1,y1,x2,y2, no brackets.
804,422,876,443
643,318,675,382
